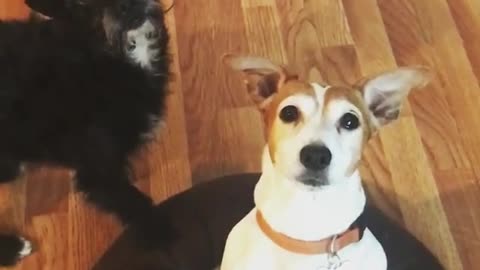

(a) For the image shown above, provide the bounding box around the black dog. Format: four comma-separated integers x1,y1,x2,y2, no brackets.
0,0,172,266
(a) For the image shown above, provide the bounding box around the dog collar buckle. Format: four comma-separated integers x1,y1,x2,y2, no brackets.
328,234,339,254
318,235,346,270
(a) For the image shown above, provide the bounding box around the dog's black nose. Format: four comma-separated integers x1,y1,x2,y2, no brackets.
300,144,332,171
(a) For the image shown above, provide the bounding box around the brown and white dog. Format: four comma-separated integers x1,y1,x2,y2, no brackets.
220,55,431,270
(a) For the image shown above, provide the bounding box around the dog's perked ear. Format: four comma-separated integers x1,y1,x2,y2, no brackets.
223,54,293,109
359,66,432,128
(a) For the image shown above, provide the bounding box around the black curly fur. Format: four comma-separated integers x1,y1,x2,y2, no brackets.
0,0,173,265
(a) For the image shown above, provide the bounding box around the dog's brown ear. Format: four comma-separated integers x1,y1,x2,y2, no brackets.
223,54,290,109
359,66,432,128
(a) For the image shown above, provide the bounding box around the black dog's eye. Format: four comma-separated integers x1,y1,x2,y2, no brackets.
339,112,360,130
280,105,300,123
126,44,136,51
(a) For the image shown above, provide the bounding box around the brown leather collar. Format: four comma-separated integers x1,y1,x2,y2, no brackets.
256,211,361,255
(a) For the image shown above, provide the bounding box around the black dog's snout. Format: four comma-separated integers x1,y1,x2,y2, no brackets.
300,144,332,171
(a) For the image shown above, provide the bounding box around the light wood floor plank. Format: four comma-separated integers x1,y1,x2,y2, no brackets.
347,0,463,268
174,0,253,183
378,0,480,268
445,0,480,84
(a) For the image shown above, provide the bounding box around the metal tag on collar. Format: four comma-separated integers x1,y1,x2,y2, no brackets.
318,234,346,270
325,252,343,270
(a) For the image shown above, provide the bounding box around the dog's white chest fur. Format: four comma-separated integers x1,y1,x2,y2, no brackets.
221,210,386,270
220,150,387,270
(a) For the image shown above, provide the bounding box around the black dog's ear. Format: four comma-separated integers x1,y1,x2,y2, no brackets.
26,0,70,19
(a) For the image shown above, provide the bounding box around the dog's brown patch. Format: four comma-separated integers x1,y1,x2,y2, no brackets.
323,86,375,145
264,80,315,162
262,82,378,165
322,86,376,175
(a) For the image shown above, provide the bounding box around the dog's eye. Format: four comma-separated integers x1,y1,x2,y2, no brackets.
279,105,300,123
339,113,360,130
126,40,136,52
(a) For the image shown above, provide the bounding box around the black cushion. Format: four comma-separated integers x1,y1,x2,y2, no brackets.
93,173,444,270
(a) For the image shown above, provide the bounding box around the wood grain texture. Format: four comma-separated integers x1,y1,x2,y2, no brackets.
1,0,480,269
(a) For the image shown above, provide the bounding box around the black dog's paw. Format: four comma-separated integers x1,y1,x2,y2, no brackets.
129,214,178,250
0,160,22,183
125,20,161,69
0,235,33,266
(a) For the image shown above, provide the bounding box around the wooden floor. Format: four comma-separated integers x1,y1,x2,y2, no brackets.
1,0,480,269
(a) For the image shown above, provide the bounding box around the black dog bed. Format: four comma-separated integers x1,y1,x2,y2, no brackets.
93,173,444,270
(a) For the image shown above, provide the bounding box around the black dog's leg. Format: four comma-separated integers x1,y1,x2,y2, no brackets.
0,234,32,267
75,159,176,249
0,156,21,184
73,128,175,249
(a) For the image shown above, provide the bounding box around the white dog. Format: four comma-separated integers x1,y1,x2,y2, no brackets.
220,55,431,270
